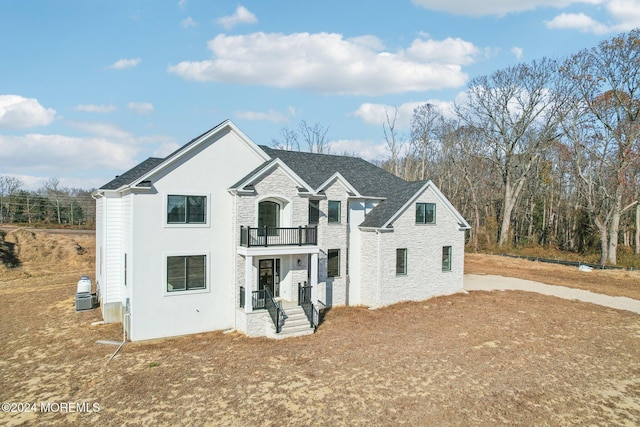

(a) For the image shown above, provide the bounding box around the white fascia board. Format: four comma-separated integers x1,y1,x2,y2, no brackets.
228,158,312,194
358,226,394,232
130,120,270,189
381,180,471,230
315,172,360,197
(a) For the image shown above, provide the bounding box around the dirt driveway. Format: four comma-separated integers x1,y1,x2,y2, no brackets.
1,230,639,426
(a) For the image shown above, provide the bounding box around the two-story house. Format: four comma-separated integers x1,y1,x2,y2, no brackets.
94,120,470,341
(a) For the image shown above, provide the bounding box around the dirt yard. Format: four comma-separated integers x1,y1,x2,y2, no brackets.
1,229,639,426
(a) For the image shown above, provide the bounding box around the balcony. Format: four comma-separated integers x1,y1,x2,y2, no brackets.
239,226,317,247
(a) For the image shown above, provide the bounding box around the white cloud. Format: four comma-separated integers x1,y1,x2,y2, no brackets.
216,6,258,30
546,12,610,33
153,142,181,158
168,32,477,96
108,58,141,70
181,16,197,29
0,133,139,174
603,0,640,31
178,0,187,9
411,0,603,16
128,102,154,114
66,121,133,139
353,99,455,130
74,104,117,113
0,95,56,130
328,139,388,160
235,110,290,123
511,47,524,60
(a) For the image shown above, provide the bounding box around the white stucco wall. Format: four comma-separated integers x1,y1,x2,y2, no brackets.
359,185,466,307
126,129,267,341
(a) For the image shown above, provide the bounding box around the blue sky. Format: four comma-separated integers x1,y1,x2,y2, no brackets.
1,0,638,190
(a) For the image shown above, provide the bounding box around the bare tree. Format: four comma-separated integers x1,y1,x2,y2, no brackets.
0,176,24,223
456,58,565,247
561,29,640,264
299,120,330,154
410,103,442,181
43,177,63,224
271,127,300,151
382,107,405,178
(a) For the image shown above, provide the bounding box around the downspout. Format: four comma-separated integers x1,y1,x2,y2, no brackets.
108,299,130,362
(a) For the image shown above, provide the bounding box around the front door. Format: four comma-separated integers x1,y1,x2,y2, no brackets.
258,259,280,297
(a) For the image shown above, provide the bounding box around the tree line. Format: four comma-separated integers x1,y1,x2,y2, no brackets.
378,29,640,265
273,30,640,266
0,176,95,227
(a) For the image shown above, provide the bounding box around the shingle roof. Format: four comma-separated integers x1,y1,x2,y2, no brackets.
258,146,425,228
99,157,165,190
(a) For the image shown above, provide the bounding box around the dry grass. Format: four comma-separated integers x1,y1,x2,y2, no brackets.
1,229,639,426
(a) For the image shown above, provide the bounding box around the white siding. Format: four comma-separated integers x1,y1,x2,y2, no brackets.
103,195,122,304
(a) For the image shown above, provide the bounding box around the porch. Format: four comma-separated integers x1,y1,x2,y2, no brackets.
239,283,319,338
236,249,320,338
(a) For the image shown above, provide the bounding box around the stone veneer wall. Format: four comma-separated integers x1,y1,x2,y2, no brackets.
359,185,466,307
316,179,349,307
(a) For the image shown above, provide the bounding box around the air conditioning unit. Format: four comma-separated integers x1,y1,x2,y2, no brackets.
76,293,93,311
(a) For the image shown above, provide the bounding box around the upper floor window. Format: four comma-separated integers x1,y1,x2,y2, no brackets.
308,200,320,224
258,200,280,229
168,195,206,224
416,202,436,224
167,255,206,292
328,200,341,223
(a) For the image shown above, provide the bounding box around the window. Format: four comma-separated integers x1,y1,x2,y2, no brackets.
328,200,341,223
258,201,280,229
442,246,452,271
167,195,206,224
396,248,407,275
309,200,320,224
327,249,340,277
167,255,206,292
416,202,436,224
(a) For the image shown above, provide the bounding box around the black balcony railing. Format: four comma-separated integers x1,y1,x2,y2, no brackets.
240,226,317,247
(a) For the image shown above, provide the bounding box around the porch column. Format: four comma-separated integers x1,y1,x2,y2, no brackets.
244,255,253,313
310,252,318,304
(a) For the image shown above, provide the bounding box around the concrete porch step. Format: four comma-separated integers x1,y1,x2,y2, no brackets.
266,305,315,339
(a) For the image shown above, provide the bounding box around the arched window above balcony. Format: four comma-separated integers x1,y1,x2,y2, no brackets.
258,200,280,229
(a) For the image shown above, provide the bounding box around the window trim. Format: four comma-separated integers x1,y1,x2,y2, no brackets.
396,248,407,276
163,252,210,296
165,193,210,228
328,200,341,223
442,246,452,272
416,202,436,225
327,248,340,278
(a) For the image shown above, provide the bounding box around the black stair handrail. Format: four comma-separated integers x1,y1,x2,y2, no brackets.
298,282,318,330
263,286,284,333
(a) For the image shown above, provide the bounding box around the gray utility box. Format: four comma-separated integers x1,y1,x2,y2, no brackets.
75,293,94,311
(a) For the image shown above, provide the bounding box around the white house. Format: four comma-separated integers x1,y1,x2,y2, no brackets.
93,120,470,341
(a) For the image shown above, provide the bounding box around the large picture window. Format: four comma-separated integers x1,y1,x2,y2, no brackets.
328,200,341,223
167,255,206,292
416,202,436,224
442,246,452,271
396,248,407,275
327,249,340,277
167,195,206,224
